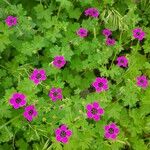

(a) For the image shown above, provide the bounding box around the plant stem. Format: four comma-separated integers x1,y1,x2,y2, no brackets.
93,28,96,39
3,0,11,5
0,114,22,130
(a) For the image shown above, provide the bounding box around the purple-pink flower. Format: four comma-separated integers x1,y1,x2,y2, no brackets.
136,75,148,89
116,56,128,68
104,123,120,140
86,101,104,121
23,105,38,122
53,56,66,69
85,8,99,18
9,93,27,109
76,28,88,38
30,69,46,85
5,16,17,27
92,77,108,93
133,28,145,41
102,29,112,37
49,87,63,101
106,38,116,46
55,124,72,143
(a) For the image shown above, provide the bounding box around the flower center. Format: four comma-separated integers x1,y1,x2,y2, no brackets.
36,73,41,79
120,59,124,63
108,128,114,134
53,92,58,97
80,31,85,35
109,40,113,44
136,32,140,36
140,79,144,83
57,60,62,64
106,31,109,35
10,19,14,24
91,108,98,115
98,82,103,87
15,98,21,104
92,10,96,15
28,110,34,116
60,130,66,137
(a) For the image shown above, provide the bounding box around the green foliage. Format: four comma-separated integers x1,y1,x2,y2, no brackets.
0,0,150,150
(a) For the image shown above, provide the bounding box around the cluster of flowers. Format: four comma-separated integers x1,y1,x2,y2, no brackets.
9,93,37,121
86,102,119,139
54,122,120,143
7,7,148,144
102,28,116,46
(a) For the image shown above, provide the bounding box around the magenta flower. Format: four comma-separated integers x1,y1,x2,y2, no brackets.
9,93,27,109
23,105,38,122
106,38,116,46
136,75,148,89
5,16,17,27
30,69,46,85
53,56,66,69
104,123,120,140
76,28,88,38
133,28,145,41
116,56,128,68
49,87,63,101
92,77,108,93
85,8,99,18
86,101,104,121
55,124,72,144
102,29,112,37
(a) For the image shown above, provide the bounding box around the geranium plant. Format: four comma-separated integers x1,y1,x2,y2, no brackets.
0,0,150,149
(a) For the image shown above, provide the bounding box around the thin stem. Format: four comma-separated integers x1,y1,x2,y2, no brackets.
42,139,50,150
3,0,11,6
28,123,40,139
0,114,22,130
18,67,30,76
0,64,8,70
115,62,135,87
109,31,123,70
116,139,130,145
93,28,96,39
57,4,62,18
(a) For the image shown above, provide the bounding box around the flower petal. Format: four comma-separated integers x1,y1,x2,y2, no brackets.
60,125,67,130
93,102,99,108
86,104,92,111
61,137,68,143
87,111,93,118
66,130,72,136
93,115,100,121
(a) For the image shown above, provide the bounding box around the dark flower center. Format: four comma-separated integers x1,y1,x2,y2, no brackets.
98,82,103,87
53,92,58,97
36,73,41,79
91,108,98,115
140,79,144,83
15,98,21,104
60,130,66,137
120,59,124,63
108,128,114,134
80,31,85,35
92,10,96,15
28,110,34,116
106,31,109,35
57,60,62,64
136,32,140,36
109,40,113,44
10,19,14,23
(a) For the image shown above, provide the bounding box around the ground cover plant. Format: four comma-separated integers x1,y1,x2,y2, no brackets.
0,0,150,149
